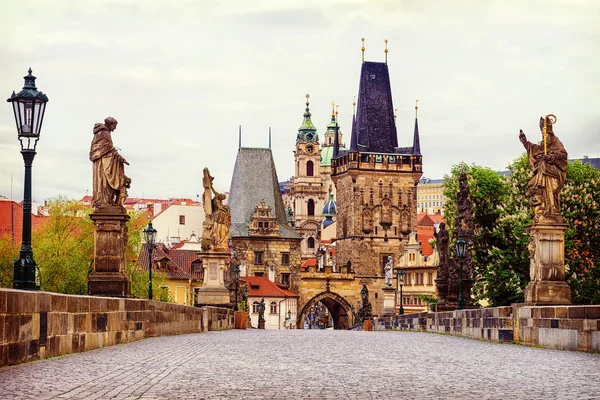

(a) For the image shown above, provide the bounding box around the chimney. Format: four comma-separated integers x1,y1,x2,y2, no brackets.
583,155,589,159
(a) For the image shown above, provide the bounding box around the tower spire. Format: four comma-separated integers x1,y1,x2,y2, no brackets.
238,125,242,149
412,100,421,156
384,39,388,64
297,93,317,143
361,38,365,64
269,126,272,149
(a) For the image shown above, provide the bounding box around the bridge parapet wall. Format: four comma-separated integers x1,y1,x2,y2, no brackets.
0,289,234,367
374,304,600,353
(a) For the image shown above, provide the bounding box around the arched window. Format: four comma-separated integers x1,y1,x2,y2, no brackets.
307,237,315,249
307,199,315,216
252,301,260,314
270,302,277,314
306,160,314,177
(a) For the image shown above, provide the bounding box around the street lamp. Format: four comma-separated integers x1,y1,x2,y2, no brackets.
233,265,240,311
8,68,49,290
143,221,157,300
397,269,405,315
455,233,467,310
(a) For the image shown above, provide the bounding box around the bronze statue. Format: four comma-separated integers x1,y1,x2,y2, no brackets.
201,168,231,252
89,117,130,209
519,115,567,223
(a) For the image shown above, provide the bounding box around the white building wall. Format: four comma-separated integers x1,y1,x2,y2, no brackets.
249,296,298,330
150,204,205,246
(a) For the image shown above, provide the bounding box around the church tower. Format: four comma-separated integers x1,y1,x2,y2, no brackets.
292,94,327,260
331,47,423,282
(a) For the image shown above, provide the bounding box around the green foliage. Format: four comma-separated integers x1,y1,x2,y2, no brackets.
34,197,94,294
0,196,172,301
419,294,438,304
0,234,19,288
444,156,600,306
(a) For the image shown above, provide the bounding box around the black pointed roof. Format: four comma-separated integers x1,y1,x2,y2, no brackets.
412,117,421,155
352,62,398,153
228,148,301,239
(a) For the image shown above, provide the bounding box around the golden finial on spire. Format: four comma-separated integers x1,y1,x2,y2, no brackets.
352,96,356,116
384,39,388,64
335,104,339,121
415,99,419,118
361,38,365,63
394,108,398,120
305,93,310,107
331,101,335,117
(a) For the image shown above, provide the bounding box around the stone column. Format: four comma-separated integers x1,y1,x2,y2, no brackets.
196,251,231,306
524,223,571,305
381,286,396,316
88,208,131,296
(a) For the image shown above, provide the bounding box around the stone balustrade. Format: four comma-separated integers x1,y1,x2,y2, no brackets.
0,289,234,367
374,304,600,352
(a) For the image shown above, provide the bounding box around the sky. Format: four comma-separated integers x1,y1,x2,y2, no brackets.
0,0,599,203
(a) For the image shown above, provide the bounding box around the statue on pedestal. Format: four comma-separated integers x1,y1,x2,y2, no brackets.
519,115,571,305
88,116,131,296
201,168,231,252
89,117,130,210
519,115,567,224
434,222,450,304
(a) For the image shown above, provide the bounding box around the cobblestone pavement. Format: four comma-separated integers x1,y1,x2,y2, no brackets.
1,330,599,399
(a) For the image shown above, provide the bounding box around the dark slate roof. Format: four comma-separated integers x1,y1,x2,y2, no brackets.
353,62,398,153
412,117,421,155
228,148,301,240
572,157,600,169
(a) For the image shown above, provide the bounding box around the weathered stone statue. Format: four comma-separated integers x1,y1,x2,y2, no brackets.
455,169,474,307
434,222,449,305
519,115,567,224
201,168,231,252
88,116,131,296
258,298,266,329
520,115,571,305
89,117,130,209
384,256,393,287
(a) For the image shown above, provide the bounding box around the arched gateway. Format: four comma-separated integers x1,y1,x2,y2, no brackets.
298,291,354,330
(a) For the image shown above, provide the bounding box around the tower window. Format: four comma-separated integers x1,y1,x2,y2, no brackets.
307,160,314,177
307,237,315,249
307,199,315,216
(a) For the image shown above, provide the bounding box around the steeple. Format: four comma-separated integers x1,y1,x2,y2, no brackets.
412,100,421,156
297,93,318,143
323,102,343,148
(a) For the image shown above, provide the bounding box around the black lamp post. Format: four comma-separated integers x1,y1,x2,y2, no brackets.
8,68,48,290
143,221,157,300
455,233,467,310
397,269,405,315
233,265,240,311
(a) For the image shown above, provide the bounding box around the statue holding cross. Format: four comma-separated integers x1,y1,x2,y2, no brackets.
201,168,231,252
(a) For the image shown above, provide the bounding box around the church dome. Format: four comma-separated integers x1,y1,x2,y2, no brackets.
322,193,337,216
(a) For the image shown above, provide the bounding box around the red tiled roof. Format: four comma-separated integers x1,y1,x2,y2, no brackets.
168,249,204,280
241,276,299,298
0,200,47,243
138,245,193,281
301,259,317,268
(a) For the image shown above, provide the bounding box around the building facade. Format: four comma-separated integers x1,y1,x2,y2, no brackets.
417,178,446,215
228,147,303,293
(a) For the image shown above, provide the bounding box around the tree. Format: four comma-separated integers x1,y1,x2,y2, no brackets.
0,196,170,299
444,156,600,306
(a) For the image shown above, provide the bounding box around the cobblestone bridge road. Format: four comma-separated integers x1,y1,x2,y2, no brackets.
1,330,599,399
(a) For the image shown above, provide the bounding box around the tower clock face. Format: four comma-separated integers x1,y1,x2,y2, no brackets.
306,144,314,153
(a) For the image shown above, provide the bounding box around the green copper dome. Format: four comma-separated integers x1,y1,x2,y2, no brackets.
320,145,346,166
296,97,318,144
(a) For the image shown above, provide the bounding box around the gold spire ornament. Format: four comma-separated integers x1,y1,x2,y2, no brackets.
394,108,398,120
353,96,356,116
415,99,419,118
335,104,339,121
361,38,365,63
384,39,388,64
331,101,335,117
305,93,310,107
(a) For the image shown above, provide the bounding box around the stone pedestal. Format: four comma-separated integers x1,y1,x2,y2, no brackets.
381,286,396,316
196,251,230,306
524,223,571,305
234,311,247,329
88,208,131,297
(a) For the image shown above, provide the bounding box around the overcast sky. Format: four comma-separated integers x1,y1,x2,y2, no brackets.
1,0,598,203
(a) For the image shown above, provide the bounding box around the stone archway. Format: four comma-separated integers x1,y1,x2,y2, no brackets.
298,291,354,330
